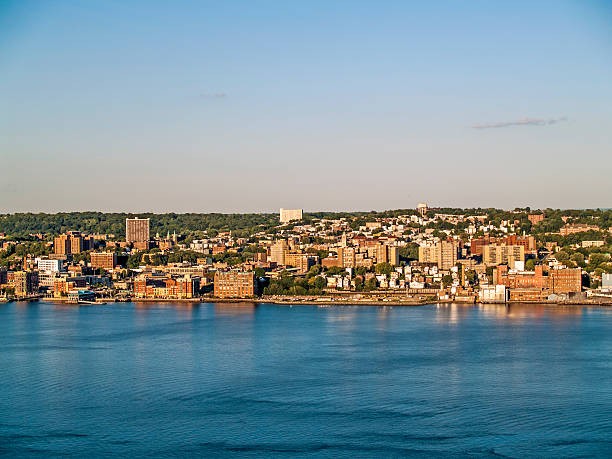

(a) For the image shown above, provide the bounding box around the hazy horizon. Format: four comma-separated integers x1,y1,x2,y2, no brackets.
2,1,611,213
1,206,611,216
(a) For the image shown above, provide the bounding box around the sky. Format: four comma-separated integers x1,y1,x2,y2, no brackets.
1,0,611,213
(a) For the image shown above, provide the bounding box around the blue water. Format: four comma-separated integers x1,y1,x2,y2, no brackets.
1,302,611,458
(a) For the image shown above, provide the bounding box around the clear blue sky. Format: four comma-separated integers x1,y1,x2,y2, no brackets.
1,0,611,212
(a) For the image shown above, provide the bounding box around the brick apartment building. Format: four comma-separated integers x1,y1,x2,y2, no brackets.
496,265,581,294
560,224,600,235
90,252,117,270
549,268,582,293
126,218,150,244
528,214,545,225
418,241,458,270
471,235,536,257
134,275,200,299
214,271,257,298
482,245,525,267
54,232,94,256
496,265,546,290
13,271,39,297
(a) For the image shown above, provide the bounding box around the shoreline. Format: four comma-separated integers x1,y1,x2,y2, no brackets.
37,296,612,307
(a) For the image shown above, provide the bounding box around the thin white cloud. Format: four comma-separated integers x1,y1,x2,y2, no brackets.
472,116,568,129
199,93,227,99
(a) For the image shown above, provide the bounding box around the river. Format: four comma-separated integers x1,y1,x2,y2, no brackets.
1,301,610,457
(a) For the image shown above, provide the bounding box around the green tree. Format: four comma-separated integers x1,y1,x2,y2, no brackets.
375,262,393,276
570,253,585,268
555,251,570,264
313,276,325,290
354,276,364,291
365,277,377,291
398,243,419,261
306,265,322,278
588,253,608,270
326,266,346,276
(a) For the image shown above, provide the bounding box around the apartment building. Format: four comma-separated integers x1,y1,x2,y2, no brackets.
337,246,356,268
469,236,490,256
134,275,200,299
214,271,257,298
279,208,303,223
53,234,71,255
270,239,289,265
53,232,94,256
482,245,524,267
502,235,536,255
549,268,582,293
496,265,581,294
36,258,63,272
374,244,399,266
90,252,117,270
528,214,544,225
284,253,317,273
581,240,604,248
419,241,458,270
560,224,600,235
13,271,39,297
126,218,150,243
495,265,546,289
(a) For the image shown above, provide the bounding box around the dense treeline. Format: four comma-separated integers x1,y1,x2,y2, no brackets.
1,209,610,238
0,212,279,238
0,242,50,268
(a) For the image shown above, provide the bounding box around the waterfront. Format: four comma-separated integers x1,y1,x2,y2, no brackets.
1,302,611,457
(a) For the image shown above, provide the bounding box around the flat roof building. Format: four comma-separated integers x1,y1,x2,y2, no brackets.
36,258,63,273
126,218,150,243
419,241,458,270
214,271,257,298
280,209,303,223
90,252,117,271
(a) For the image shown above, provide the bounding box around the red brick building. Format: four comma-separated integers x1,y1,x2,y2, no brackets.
496,266,581,294
501,235,537,255
496,265,546,289
165,276,200,299
134,275,200,299
470,236,491,256
13,271,39,297
214,271,257,298
90,252,117,270
126,218,150,243
560,224,600,235
528,214,545,225
549,268,582,293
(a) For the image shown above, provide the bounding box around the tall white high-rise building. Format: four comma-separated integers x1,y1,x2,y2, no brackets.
279,208,303,223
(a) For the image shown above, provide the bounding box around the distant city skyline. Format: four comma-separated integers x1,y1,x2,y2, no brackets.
1,1,611,212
